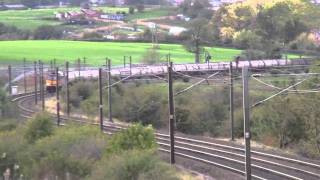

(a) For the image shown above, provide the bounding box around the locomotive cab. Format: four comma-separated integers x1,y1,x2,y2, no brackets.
46,71,63,93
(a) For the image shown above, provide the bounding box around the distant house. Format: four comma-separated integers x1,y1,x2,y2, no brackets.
100,14,125,21
81,9,102,18
169,27,187,36
4,4,27,10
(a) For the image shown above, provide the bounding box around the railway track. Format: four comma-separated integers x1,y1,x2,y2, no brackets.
12,93,320,180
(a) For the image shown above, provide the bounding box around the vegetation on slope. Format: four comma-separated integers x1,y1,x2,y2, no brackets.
0,110,177,179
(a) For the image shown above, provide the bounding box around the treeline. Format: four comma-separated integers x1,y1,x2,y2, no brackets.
0,23,63,40
0,112,179,179
179,0,320,61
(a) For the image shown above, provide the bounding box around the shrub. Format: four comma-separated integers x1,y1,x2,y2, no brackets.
141,48,162,64
129,6,135,14
33,25,63,40
106,124,157,154
21,125,107,179
136,4,145,12
233,30,262,49
24,112,54,143
0,130,27,178
241,49,266,60
0,89,18,118
67,80,95,108
87,150,178,180
0,119,18,132
82,32,103,40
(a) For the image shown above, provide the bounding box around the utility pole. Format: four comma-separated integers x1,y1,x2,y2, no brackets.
56,67,60,126
83,57,86,71
230,62,234,141
23,58,27,93
40,62,45,111
98,68,103,131
66,62,70,117
107,59,113,122
8,65,12,95
34,61,38,105
123,56,126,68
242,66,251,180
50,60,53,71
53,59,56,69
129,56,132,76
168,61,175,164
38,60,42,101
78,58,81,78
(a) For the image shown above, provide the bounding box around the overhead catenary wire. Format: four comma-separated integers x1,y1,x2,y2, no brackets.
175,72,220,96
251,76,320,93
252,72,320,77
103,75,133,89
252,77,310,108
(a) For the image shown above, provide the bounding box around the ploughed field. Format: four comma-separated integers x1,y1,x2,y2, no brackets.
0,40,244,65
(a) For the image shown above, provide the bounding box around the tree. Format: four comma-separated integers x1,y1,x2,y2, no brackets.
182,18,209,63
141,48,162,65
136,4,144,12
33,25,63,40
88,150,178,180
179,0,212,19
234,5,254,31
129,6,135,14
24,112,54,143
106,124,157,154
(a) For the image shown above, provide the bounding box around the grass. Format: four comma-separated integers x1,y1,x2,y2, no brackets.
126,8,175,21
0,40,242,65
0,6,128,30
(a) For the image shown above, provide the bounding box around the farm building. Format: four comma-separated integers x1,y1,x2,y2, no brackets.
100,14,125,21
0,4,27,10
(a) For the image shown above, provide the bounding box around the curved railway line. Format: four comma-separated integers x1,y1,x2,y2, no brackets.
11,92,320,180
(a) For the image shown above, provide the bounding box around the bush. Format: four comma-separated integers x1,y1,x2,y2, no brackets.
24,112,54,143
67,80,95,108
0,89,18,118
33,25,63,40
0,130,27,178
87,150,178,180
82,32,103,40
136,4,145,12
141,48,162,64
106,124,157,154
233,30,262,49
0,119,18,132
21,125,107,179
129,6,135,14
241,49,266,60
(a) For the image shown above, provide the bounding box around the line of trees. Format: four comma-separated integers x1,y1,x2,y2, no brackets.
179,0,320,62
0,23,63,40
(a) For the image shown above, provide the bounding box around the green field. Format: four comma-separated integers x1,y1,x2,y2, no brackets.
0,40,243,65
0,6,128,30
0,7,172,30
126,8,174,21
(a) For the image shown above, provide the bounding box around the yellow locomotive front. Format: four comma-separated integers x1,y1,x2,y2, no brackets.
46,71,60,93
